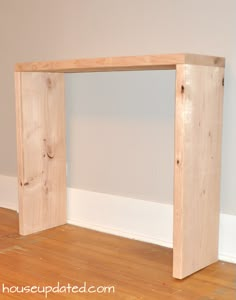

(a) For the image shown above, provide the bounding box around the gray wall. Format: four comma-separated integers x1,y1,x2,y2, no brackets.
0,0,235,214
65,71,175,203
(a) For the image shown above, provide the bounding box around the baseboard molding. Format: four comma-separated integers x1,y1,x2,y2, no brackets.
0,175,235,264
218,213,236,264
67,187,173,248
0,175,18,211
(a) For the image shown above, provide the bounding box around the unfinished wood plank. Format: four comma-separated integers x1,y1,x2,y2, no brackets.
15,72,24,223
173,64,224,279
15,53,225,73
15,72,66,235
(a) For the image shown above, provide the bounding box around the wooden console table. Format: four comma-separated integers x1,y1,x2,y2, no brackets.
15,53,225,279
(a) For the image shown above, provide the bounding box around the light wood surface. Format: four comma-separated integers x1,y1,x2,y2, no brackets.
14,53,225,279
0,208,235,300
15,53,225,73
15,73,24,228
173,64,224,279
15,72,66,235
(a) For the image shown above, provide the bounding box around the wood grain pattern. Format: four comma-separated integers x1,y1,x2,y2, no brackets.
15,53,225,73
15,73,24,224
0,208,236,299
173,64,224,279
14,53,225,279
15,72,66,235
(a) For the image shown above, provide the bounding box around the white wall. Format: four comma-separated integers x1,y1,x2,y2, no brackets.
0,0,236,214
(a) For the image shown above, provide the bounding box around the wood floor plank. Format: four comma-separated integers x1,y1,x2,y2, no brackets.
0,208,235,299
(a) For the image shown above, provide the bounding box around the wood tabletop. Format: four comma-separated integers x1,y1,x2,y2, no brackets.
15,53,225,73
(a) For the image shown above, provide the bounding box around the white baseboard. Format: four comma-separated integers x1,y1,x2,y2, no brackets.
0,175,235,264
218,213,236,263
0,175,18,211
67,187,173,248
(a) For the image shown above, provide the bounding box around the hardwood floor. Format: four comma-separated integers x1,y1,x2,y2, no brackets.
0,208,235,299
